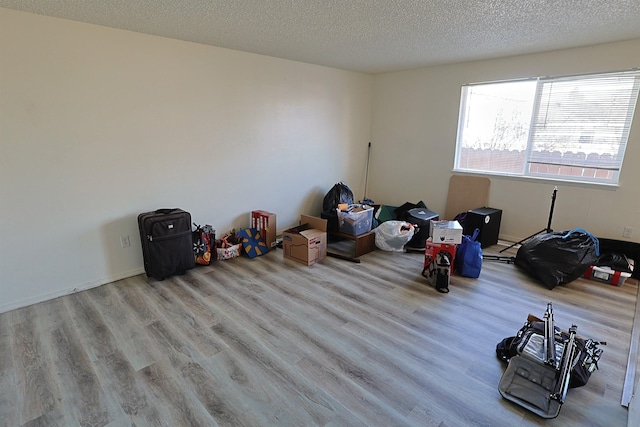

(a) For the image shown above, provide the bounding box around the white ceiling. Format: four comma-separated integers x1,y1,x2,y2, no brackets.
2,0,640,74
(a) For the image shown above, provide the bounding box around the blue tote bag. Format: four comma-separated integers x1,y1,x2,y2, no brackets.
456,228,483,278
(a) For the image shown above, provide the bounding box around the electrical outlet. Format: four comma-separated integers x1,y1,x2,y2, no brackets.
623,227,634,239
120,235,131,248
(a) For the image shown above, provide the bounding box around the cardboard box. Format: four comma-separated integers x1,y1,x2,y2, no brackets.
283,215,327,265
430,220,463,244
336,204,374,236
252,210,277,250
424,238,456,274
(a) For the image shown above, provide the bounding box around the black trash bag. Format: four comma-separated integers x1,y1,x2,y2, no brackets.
515,228,600,289
597,238,640,279
394,201,427,221
322,182,354,212
595,252,633,273
453,211,468,229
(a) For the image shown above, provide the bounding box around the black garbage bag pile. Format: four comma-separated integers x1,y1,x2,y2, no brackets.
515,228,600,289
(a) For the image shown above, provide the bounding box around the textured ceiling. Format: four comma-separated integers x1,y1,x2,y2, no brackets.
2,0,640,73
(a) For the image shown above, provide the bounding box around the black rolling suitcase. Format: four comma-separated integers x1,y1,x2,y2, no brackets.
138,208,195,280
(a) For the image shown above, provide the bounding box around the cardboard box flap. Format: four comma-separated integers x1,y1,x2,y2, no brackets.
300,215,327,232
285,223,313,235
299,228,325,240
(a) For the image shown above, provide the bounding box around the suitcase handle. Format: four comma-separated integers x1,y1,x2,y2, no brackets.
155,208,181,215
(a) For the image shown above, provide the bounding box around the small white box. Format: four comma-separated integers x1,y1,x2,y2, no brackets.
429,220,463,244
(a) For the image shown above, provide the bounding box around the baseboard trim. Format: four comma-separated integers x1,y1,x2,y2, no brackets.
0,267,145,314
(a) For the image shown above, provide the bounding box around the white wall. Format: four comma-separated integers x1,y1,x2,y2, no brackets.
0,9,373,312
3,8,638,314
370,39,640,243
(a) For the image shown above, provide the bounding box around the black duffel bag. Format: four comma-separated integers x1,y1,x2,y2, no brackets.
515,228,599,289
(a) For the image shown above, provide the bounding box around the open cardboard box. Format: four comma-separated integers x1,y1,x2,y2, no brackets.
282,215,327,266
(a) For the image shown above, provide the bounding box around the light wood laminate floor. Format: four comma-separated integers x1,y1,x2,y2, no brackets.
0,245,637,426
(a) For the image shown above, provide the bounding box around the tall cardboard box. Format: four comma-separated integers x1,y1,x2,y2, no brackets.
283,215,327,265
252,210,277,250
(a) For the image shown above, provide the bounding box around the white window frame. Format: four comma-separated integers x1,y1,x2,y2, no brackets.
453,69,640,186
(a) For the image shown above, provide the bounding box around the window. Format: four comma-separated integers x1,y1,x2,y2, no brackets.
454,70,640,185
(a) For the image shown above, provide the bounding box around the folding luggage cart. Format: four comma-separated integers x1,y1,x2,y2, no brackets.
497,303,604,418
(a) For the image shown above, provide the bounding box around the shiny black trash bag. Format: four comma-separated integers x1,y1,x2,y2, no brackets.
515,228,600,289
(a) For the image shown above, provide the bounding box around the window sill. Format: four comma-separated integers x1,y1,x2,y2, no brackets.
451,169,621,190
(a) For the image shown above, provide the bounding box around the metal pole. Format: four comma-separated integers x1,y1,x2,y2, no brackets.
364,142,371,202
